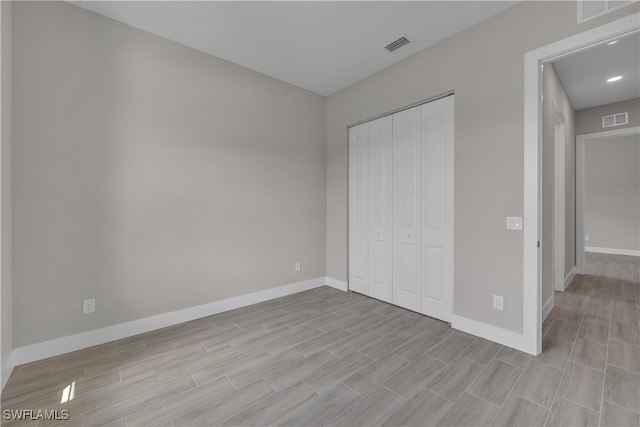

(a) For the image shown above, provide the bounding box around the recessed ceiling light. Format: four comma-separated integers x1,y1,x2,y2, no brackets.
607,75,623,82
607,40,619,45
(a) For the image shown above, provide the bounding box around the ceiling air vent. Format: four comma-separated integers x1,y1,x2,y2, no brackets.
385,36,410,52
602,112,628,128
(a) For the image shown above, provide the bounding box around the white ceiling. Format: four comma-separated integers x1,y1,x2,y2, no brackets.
70,1,517,96
553,32,640,110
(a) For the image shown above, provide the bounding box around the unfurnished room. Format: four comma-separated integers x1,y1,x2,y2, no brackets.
0,1,639,426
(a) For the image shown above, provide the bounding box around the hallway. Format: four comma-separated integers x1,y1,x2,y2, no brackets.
540,253,639,425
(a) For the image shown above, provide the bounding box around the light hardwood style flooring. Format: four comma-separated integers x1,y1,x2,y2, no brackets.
2,253,638,426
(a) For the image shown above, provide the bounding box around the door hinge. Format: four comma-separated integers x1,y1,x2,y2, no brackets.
537,241,540,248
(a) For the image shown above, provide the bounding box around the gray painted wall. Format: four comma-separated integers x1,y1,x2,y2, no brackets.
1,0,13,369
585,134,640,251
576,98,640,135
326,1,639,333
12,2,326,346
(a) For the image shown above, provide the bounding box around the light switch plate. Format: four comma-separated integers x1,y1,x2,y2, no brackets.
506,217,523,230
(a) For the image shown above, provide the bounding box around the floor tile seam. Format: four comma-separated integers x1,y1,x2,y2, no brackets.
602,398,640,416
261,345,275,356
426,353,450,365
597,315,614,427
493,354,532,370
556,393,602,415
300,379,321,396
381,384,409,402
354,348,374,362
462,353,497,368
611,295,639,304
609,337,640,350
188,372,201,389
391,352,413,364
223,375,237,391
375,387,420,427
215,376,300,426
496,354,528,409
424,385,457,404
510,388,554,411
566,357,606,373
464,387,501,412
469,354,529,423
604,362,640,375
609,318,640,330
541,343,573,427
479,372,527,426
476,354,520,371
320,387,365,427
339,381,363,399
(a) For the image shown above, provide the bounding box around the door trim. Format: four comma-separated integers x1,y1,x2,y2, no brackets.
348,91,454,129
524,13,640,355
576,126,640,272
552,102,566,292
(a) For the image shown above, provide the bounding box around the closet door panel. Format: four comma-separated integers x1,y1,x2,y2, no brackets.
423,247,444,300
420,96,454,321
349,123,369,295
393,106,421,312
368,116,393,303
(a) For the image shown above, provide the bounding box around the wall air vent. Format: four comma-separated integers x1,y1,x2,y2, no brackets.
602,112,629,128
577,0,637,23
385,37,410,52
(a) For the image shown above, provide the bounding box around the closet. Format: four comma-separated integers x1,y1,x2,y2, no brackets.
348,95,454,322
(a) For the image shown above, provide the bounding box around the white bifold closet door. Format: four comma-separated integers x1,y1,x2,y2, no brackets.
392,106,422,312
348,115,393,303
349,95,453,322
418,96,454,322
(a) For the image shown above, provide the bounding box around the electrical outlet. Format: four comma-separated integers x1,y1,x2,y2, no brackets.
295,262,301,272
585,235,590,241
83,298,95,314
493,295,504,311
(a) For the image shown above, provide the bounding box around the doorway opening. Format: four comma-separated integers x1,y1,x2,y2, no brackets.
577,126,640,271
523,13,639,355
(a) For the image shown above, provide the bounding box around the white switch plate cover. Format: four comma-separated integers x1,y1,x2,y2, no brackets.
295,262,301,272
506,217,523,230
585,235,590,241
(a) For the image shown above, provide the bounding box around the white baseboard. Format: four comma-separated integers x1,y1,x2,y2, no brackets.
5,277,327,382
542,296,554,321
1,350,16,391
451,314,534,355
324,277,348,292
586,246,640,257
564,267,577,290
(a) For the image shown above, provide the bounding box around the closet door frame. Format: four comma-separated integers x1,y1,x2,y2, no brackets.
348,93,454,320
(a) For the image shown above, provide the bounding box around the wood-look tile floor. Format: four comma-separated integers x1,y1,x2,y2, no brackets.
2,253,638,426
